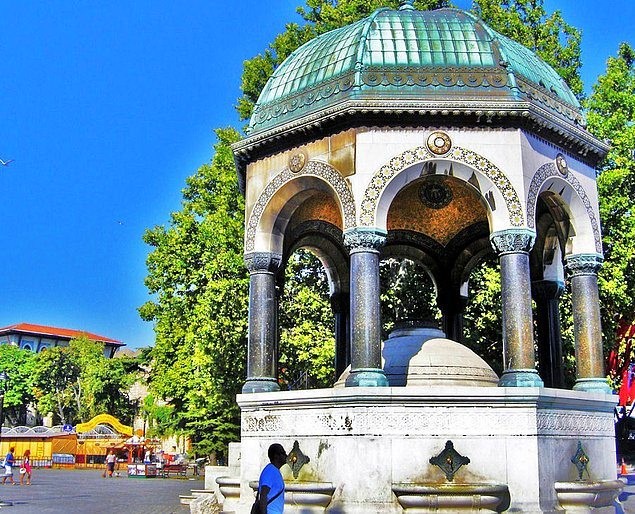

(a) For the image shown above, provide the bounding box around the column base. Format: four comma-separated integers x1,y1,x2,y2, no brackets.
573,378,613,394
345,368,389,387
242,378,280,394
498,369,544,388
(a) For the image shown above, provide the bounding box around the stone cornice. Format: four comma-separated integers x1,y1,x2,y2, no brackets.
232,98,608,186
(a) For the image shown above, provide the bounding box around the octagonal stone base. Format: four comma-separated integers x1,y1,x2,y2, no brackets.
232,387,617,513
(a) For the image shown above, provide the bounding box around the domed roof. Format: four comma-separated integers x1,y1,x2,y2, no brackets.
248,3,583,135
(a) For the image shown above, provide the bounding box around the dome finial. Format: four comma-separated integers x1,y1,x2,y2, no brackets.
399,0,415,10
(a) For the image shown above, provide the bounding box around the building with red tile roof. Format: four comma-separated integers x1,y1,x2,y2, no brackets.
0,322,124,358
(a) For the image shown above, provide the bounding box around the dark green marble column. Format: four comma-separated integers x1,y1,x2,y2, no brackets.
343,228,388,387
565,253,612,393
491,229,543,387
437,290,467,343
532,280,565,388
330,291,350,379
242,252,282,394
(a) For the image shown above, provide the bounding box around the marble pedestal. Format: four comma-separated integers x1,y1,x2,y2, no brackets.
233,387,617,513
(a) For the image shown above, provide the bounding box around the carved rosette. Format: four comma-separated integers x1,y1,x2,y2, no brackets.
565,253,603,277
244,252,282,273
343,228,386,253
490,229,536,255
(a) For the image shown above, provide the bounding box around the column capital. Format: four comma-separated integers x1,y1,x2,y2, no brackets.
244,252,282,273
565,253,603,277
490,229,536,255
343,227,387,254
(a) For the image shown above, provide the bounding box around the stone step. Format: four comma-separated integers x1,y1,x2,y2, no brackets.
179,495,195,505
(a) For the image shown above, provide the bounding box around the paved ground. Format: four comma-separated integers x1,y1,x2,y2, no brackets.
616,474,635,513
0,468,203,513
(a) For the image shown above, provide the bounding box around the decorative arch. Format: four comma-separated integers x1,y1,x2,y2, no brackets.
526,162,602,254
284,220,349,295
360,145,524,228
75,414,133,437
245,160,356,253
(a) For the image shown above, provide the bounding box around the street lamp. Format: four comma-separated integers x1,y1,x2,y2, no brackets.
0,370,12,507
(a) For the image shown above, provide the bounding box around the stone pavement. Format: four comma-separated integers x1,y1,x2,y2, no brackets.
616,475,635,513
0,467,203,513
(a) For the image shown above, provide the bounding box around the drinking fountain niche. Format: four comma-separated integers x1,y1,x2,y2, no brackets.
553,442,623,514
392,440,510,513
248,441,335,514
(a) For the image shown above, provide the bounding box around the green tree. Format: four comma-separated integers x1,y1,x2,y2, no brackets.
33,347,80,424
380,258,440,337
31,338,139,425
585,43,635,383
140,127,248,459
279,250,336,389
0,345,37,426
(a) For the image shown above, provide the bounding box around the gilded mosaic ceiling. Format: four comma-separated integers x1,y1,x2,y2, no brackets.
387,175,488,246
288,192,343,231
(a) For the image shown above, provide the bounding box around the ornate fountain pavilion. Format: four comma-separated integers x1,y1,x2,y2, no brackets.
226,2,621,512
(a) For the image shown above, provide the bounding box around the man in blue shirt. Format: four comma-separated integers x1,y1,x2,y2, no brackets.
257,443,287,514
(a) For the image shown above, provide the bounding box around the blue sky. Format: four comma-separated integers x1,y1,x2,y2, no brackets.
0,1,633,349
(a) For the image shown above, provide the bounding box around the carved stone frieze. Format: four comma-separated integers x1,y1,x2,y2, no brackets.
244,252,282,273
245,160,356,253
565,253,603,277
360,145,524,227
526,162,602,254
241,408,613,438
490,229,536,255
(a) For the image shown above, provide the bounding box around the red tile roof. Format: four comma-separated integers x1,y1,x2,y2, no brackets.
0,322,123,346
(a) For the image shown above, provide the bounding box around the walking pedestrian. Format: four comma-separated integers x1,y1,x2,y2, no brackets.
19,449,31,486
2,446,16,485
104,449,117,478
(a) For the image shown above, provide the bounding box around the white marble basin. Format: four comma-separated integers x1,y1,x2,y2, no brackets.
392,483,510,513
249,480,335,513
554,480,623,513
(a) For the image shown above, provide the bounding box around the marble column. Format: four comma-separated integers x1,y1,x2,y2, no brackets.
330,291,350,379
343,228,389,387
242,252,282,394
490,229,544,387
565,253,612,393
532,280,565,388
437,290,467,343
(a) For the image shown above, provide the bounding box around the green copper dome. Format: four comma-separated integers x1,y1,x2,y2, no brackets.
248,5,583,134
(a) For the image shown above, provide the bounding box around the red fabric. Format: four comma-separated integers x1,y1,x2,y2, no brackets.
619,363,635,406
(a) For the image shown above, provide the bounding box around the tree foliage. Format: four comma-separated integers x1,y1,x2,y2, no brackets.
0,345,37,426
585,43,635,383
31,337,139,425
140,127,248,458
279,250,336,389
